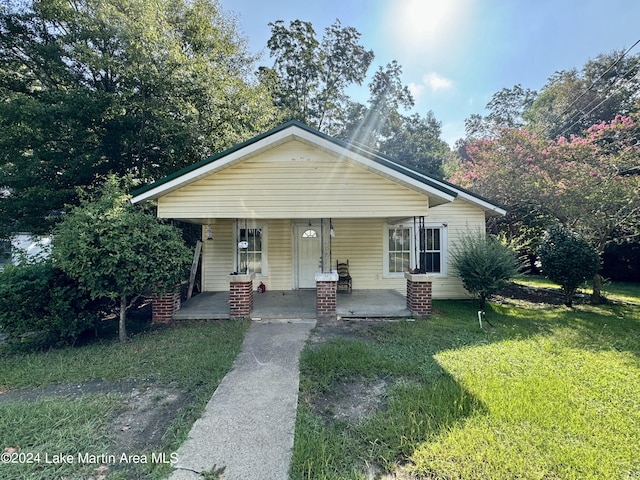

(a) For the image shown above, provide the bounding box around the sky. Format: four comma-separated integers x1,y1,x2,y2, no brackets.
218,0,640,146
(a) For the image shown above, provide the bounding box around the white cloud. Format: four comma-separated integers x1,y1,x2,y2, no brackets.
408,82,426,100
424,72,453,92
409,73,454,101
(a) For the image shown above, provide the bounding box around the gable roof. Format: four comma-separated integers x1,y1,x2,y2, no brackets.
130,120,506,215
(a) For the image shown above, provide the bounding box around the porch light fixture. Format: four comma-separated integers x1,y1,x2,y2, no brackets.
330,222,335,238
205,225,213,240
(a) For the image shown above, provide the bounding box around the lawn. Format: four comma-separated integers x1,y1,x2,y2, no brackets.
291,281,640,479
0,320,247,480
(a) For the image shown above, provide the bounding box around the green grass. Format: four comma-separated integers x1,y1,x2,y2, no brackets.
0,320,248,480
514,274,640,304
291,282,640,479
0,396,121,480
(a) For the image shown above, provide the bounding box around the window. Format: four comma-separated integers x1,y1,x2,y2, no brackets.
384,224,446,276
238,228,264,274
388,226,412,274
420,228,441,273
302,229,318,238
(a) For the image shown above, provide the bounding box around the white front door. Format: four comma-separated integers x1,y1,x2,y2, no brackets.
295,224,322,288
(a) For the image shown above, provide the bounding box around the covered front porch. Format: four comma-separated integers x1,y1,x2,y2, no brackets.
172,289,412,321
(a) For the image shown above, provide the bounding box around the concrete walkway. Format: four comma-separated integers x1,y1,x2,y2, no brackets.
168,319,315,480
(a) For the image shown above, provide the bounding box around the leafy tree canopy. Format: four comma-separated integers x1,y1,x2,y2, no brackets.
0,0,276,236
259,19,374,135
261,21,452,178
451,114,640,253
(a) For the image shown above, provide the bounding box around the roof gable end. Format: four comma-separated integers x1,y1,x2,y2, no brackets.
130,120,504,215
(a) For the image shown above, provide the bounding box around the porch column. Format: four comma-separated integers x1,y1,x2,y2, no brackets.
405,273,433,319
229,273,255,320
152,291,181,324
316,272,338,322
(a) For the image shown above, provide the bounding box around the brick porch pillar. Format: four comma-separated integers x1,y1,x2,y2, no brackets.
405,273,433,319
316,272,338,322
152,291,181,324
229,273,255,320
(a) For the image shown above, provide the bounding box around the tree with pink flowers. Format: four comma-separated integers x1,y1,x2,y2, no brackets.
450,114,640,299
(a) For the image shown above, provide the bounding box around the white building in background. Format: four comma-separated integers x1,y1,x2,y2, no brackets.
0,234,52,270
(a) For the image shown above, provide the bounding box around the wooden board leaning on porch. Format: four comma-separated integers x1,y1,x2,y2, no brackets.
187,240,202,300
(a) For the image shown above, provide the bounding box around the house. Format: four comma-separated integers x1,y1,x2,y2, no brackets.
0,234,52,271
131,121,505,321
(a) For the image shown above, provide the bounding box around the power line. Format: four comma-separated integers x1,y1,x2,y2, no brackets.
556,55,640,138
544,39,640,136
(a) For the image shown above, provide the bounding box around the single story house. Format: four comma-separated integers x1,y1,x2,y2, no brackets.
131,121,505,320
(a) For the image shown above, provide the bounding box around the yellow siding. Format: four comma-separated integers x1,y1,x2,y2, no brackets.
201,219,234,291
428,199,486,299
265,219,293,290
202,219,293,291
158,140,428,220
200,202,487,300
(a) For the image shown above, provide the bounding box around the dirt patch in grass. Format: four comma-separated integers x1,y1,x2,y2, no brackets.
0,378,193,455
307,318,404,347
312,376,390,425
306,320,403,425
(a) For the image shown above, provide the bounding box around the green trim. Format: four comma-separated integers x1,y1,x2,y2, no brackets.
131,120,502,212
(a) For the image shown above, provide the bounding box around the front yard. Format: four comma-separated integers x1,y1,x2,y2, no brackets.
291,281,640,479
1,280,638,479
0,320,247,480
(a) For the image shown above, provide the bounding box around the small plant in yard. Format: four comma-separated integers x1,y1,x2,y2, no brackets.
537,223,600,307
450,230,519,310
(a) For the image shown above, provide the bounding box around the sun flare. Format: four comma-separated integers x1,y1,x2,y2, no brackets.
387,0,473,54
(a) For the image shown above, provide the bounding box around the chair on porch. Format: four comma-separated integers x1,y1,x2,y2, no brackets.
336,259,352,293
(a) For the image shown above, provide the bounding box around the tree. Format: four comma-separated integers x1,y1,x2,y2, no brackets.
260,18,373,134
526,51,640,138
450,230,518,310
451,114,640,253
341,60,414,149
53,176,191,342
0,0,276,236
465,84,537,139
377,111,451,178
537,224,601,307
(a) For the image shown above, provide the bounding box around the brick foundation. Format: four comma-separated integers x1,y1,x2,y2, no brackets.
229,273,255,319
316,273,338,322
405,273,432,319
152,292,181,324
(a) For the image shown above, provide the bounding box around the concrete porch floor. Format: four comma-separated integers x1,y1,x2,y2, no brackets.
172,289,411,321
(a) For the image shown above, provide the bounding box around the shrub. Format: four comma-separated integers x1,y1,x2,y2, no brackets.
537,224,601,307
0,259,104,349
451,230,519,310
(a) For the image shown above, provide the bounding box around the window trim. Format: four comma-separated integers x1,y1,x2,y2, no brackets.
234,222,268,276
383,223,447,278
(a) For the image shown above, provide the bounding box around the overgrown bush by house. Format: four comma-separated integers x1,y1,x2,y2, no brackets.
0,259,105,349
537,224,601,307
450,230,519,310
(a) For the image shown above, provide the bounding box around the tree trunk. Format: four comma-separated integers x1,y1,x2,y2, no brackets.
119,296,128,343
564,287,575,307
591,273,603,304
